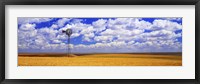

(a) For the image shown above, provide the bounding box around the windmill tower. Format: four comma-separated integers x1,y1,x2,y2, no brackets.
62,29,72,57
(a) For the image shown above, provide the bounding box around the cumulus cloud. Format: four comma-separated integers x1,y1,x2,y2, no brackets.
56,18,71,27
92,19,107,33
151,19,182,31
50,24,59,29
94,35,113,42
83,33,95,42
164,17,182,21
18,17,182,53
19,23,36,31
18,17,53,24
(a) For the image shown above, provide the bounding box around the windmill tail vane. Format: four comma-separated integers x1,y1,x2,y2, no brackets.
62,30,66,33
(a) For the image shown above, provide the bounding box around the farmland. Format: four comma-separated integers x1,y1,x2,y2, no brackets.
18,53,182,66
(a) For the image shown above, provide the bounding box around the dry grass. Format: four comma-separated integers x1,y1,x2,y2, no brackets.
18,53,182,66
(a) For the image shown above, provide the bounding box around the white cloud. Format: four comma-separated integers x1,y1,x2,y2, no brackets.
142,30,173,37
18,17,182,53
92,19,107,33
57,18,71,27
100,29,115,36
52,40,62,44
74,41,127,51
19,23,36,31
35,38,45,46
18,17,53,24
83,33,95,42
164,17,182,21
50,24,59,29
94,35,113,42
38,27,58,40
71,19,83,23
151,19,182,31
71,33,81,38
56,34,68,40
128,41,135,45
80,26,94,34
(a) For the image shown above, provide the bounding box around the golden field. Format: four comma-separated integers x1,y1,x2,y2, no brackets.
18,53,182,66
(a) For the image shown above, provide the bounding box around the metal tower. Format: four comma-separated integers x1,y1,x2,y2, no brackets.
62,29,72,57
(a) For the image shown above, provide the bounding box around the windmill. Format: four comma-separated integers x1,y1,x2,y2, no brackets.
62,29,73,57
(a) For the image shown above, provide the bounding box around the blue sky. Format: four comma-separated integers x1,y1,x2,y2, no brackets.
18,17,182,53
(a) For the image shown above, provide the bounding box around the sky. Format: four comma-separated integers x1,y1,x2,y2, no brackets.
18,17,182,53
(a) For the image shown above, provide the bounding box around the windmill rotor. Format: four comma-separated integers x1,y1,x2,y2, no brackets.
66,29,72,36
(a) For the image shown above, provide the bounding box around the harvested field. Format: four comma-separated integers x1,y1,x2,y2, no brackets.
18,53,182,66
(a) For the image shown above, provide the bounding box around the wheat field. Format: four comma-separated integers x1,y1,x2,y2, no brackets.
18,53,182,66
